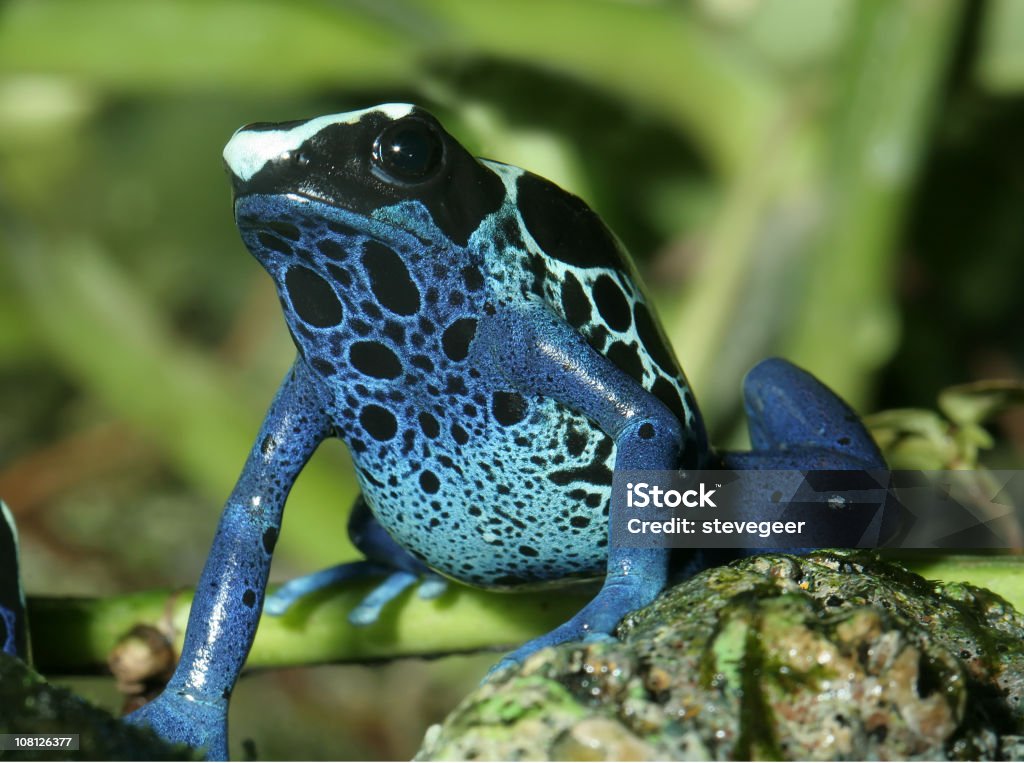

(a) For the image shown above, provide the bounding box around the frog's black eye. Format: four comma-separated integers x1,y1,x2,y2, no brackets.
372,117,443,183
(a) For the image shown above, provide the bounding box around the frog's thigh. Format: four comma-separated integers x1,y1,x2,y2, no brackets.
482,304,686,666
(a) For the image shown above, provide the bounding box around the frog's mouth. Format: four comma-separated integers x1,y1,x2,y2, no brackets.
231,191,435,267
233,191,357,231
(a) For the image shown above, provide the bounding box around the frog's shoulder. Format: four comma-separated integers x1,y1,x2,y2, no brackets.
480,160,638,278
478,160,699,438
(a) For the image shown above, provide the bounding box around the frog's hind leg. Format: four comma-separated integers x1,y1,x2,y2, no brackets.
719,358,888,558
264,496,446,625
722,357,885,471
0,501,29,661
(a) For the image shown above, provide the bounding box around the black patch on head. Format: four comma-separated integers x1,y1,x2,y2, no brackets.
560,273,591,328
242,589,257,608
633,302,678,376
461,266,484,291
419,470,440,494
349,341,402,379
361,241,420,315
360,404,398,441
257,231,293,255
418,411,440,438
317,238,348,260
441,318,478,362
593,275,632,332
518,545,539,557
605,341,645,386
517,172,624,270
651,376,687,424
242,109,505,248
268,221,301,240
570,516,590,528
639,423,655,440
492,391,528,426
285,266,343,327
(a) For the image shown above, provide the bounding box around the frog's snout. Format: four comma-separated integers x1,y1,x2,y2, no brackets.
222,118,308,193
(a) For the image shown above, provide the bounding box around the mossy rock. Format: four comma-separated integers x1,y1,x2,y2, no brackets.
416,551,1024,761
0,651,195,760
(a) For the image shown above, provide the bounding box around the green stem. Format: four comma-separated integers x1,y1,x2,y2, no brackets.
28,554,1024,676
27,584,586,675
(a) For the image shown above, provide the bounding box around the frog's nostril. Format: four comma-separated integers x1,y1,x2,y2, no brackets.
223,118,315,185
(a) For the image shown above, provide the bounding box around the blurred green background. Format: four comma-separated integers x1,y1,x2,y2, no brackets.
2,0,1023,759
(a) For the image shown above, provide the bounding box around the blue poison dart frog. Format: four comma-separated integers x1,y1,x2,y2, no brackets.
124,104,885,758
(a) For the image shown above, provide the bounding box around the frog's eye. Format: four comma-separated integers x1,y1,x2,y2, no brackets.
372,117,443,183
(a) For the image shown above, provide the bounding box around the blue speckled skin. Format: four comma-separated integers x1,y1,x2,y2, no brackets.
125,105,885,759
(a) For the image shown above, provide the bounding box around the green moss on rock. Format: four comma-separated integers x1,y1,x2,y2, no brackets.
0,652,195,760
416,552,1024,761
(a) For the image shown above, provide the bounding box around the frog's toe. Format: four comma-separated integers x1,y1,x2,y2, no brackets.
416,576,448,600
348,570,419,625
483,627,620,682
484,654,523,681
265,560,386,616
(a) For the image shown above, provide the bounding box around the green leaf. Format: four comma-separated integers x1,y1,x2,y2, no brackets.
938,380,1024,427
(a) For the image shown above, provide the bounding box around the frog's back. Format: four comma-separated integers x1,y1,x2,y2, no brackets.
480,160,705,463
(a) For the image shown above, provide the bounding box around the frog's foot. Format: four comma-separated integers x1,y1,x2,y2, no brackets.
264,561,447,625
486,579,648,679
124,690,227,761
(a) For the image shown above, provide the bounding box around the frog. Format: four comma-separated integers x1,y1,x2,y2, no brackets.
125,104,885,759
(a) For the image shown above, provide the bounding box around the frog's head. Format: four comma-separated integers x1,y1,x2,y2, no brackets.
222,104,507,377
223,103,506,257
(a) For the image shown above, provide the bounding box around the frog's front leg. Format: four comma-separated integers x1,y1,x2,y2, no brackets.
126,362,332,760
264,496,446,625
482,302,688,672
